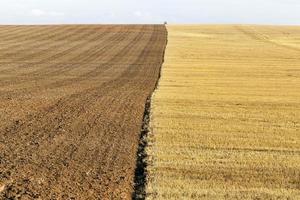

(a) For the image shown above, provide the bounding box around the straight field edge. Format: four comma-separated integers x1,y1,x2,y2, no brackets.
132,25,168,200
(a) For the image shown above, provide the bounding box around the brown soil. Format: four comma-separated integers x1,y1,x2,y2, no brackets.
0,25,167,199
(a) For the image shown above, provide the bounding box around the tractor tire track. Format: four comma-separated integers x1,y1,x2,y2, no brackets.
235,25,300,52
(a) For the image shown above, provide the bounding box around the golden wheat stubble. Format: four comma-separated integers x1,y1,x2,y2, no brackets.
147,25,300,199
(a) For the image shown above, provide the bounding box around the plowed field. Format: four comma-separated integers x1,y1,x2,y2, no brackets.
0,25,167,199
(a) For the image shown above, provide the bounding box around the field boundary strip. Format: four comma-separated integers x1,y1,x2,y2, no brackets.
132,25,168,200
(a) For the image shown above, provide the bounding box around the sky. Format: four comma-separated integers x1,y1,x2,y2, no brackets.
1,0,300,25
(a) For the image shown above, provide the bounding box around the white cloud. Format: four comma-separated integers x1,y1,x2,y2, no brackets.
30,9,46,16
1,0,300,24
49,11,65,17
133,10,153,21
30,9,65,17
133,11,142,17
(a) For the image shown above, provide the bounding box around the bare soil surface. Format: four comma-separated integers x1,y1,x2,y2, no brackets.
0,25,167,199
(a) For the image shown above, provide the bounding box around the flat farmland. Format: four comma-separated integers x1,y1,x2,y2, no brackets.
147,25,300,199
0,25,167,199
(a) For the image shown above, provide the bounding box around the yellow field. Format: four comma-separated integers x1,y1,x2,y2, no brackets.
146,25,300,199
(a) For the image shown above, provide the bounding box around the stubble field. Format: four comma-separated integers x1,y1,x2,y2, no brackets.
147,25,300,199
0,25,167,199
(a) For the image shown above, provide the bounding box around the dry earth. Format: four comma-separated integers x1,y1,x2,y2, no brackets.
0,25,167,199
